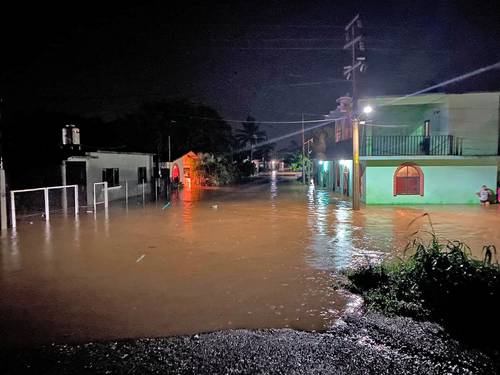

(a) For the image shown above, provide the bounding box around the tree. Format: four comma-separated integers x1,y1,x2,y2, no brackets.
235,116,266,160
111,99,234,160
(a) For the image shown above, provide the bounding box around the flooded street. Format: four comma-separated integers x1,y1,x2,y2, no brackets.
1,173,499,347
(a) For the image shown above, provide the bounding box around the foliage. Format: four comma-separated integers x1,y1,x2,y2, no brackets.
283,152,311,172
195,153,237,186
345,214,500,348
252,142,275,161
235,159,256,178
234,116,267,159
194,153,256,185
111,99,234,160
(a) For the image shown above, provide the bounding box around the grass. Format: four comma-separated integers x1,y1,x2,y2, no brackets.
345,214,500,348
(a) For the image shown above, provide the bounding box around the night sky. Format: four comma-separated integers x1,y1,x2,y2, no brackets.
1,1,500,144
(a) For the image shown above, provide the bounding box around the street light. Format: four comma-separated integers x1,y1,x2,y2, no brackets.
363,105,373,114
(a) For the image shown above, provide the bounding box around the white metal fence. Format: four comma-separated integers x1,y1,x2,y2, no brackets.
10,185,79,228
93,182,109,212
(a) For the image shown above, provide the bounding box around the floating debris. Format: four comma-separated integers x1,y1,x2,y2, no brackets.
136,254,146,263
211,204,218,209
162,202,171,209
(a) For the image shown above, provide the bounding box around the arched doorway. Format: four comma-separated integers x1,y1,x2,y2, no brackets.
393,163,424,196
172,163,180,182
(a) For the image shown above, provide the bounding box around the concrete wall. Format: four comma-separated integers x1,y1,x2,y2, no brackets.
446,93,500,156
315,160,334,189
365,159,497,204
332,160,353,197
69,151,153,204
368,104,446,137
361,92,500,156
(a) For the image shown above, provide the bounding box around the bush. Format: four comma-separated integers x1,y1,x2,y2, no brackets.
345,216,500,348
236,160,256,178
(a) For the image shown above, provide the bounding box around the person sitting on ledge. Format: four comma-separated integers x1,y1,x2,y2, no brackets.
476,185,491,206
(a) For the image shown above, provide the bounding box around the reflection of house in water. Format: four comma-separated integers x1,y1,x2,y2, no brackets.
313,92,500,204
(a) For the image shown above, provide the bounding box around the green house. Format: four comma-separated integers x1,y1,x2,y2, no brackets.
313,92,500,204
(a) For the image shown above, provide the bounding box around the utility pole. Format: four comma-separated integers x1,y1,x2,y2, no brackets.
301,112,305,184
0,97,7,230
343,14,366,211
168,120,176,163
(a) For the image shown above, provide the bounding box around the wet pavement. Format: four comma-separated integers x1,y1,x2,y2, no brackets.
1,173,500,348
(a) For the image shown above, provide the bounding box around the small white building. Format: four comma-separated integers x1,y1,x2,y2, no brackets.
64,151,154,205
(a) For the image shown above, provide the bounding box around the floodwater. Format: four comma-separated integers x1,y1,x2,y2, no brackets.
1,173,499,347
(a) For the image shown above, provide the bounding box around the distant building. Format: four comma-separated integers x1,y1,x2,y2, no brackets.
168,151,199,188
64,151,154,205
313,92,500,204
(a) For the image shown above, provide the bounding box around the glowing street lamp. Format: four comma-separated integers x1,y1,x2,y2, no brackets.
363,105,373,114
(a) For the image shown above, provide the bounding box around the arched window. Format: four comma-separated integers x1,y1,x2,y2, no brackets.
393,163,424,196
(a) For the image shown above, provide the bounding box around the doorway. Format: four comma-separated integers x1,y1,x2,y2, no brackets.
66,161,87,205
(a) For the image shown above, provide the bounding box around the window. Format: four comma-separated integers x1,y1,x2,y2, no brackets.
394,163,423,196
138,167,147,183
102,168,120,187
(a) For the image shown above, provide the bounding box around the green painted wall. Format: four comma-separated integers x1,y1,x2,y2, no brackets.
447,93,500,156
332,160,353,196
366,162,497,204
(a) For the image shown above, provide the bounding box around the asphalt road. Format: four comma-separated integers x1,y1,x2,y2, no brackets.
1,313,497,375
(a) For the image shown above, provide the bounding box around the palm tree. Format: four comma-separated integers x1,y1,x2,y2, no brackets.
235,116,267,160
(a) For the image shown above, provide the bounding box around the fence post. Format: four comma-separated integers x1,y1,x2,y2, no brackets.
155,178,158,202
0,166,7,230
104,182,109,209
93,183,97,213
44,188,49,222
74,185,79,217
61,161,67,214
125,180,128,207
10,191,16,229
142,179,145,205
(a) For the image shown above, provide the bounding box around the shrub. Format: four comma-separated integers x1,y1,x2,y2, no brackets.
345,215,500,348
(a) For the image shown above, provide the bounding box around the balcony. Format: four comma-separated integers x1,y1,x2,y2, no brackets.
361,135,463,157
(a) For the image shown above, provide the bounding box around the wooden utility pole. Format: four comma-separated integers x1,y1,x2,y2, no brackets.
0,98,7,230
301,113,305,184
343,14,366,211
352,118,360,210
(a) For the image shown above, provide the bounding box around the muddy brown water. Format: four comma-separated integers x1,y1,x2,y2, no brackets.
1,174,499,347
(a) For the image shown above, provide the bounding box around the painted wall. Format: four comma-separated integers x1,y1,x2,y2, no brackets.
446,93,500,156
332,160,353,197
365,159,497,204
360,92,500,156
69,151,153,204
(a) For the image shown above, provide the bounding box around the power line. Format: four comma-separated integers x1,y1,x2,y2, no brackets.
384,61,500,106
181,115,327,124
236,118,341,153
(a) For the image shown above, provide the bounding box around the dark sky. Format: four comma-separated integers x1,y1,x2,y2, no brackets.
1,1,500,145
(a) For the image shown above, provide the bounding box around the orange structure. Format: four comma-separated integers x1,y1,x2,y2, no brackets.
170,151,199,189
